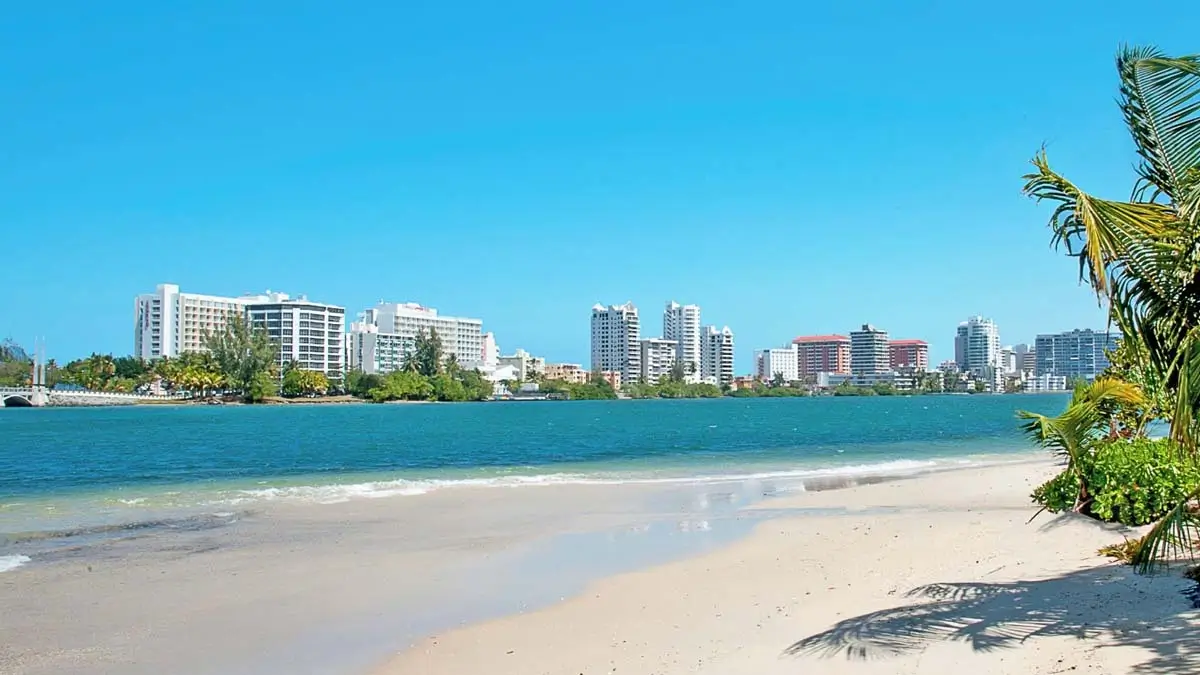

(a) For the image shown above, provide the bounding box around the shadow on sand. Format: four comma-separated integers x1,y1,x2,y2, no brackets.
785,566,1199,674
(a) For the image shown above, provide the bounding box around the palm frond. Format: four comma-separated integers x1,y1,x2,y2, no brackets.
1118,46,1200,210
1132,482,1200,574
1022,151,1178,296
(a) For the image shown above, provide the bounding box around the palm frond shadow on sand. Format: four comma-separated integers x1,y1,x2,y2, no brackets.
785,567,1199,674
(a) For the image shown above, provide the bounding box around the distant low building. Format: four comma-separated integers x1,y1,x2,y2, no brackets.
543,363,588,384
756,346,799,383
1026,373,1069,393
600,370,622,391
498,349,545,381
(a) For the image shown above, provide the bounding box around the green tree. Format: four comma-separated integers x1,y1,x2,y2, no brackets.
282,368,329,397
408,329,444,377
205,315,278,402
1022,46,1200,570
369,370,434,402
770,372,786,388
0,339,32,387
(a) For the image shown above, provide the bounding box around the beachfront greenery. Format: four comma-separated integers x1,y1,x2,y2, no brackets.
363,328,494,402
281,366,330,397
1022,45,1200,570
727,383,809,397
205,315,278,402
622,369,722,399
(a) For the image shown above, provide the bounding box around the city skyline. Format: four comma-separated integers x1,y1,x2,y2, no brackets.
14,278,1118,376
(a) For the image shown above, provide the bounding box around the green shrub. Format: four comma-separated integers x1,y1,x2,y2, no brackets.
1032,470,1080,515
1032,438,1200,526
1089,438,1200,525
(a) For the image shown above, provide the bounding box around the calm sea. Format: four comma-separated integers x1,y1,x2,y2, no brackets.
0,394,1068,536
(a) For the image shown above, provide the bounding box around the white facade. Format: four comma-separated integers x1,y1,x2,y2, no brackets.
247,294,346,380
850,324,889,374
363,302,485,368
663,301,702,383
1000,346,1018,375
639,338,677,384
1026,373,1068,393
346,321,409,375
701,325,735,386
134,284,273,359
591,302,641,385
956,316,1003,390
498,348,545,381
482,332,499,369
756,346,799,383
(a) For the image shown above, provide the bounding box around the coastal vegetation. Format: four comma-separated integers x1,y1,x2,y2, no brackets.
357,329,494,402
622,365,722,399
1021,45,1200,570
519,371,619,400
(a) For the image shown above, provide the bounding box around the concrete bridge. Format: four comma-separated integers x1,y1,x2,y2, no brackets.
0,386,173,407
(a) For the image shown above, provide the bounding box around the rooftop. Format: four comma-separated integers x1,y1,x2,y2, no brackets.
792,334,850,344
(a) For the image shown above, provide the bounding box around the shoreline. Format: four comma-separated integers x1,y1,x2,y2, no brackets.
376,459,1200,675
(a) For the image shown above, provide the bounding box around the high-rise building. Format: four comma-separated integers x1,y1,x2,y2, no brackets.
134,284,275,359
850,324,890,374
888,339,929,371
956,316,1003,390
701,325,735,386
1014,344,1037,375
591,302,641,384
756,345,799,382
663,301,702,383
792,335,851,375
639,338,678,384
361,302,485,368
247,293,346,381
1034,329,1120,382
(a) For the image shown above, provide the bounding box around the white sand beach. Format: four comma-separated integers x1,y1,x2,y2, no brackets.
379,460,1200,675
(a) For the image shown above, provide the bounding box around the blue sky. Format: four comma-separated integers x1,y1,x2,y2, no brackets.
2,1,1196,370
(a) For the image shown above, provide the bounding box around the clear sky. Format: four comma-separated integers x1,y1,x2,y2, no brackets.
2,1,1196,370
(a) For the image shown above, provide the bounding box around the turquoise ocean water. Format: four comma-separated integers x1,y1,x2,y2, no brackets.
0,395,1069,536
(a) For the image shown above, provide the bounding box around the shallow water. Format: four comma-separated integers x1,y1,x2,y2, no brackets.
0,395,1068,538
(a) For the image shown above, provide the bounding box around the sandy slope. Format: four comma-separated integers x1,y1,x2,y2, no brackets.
378,460,1200,674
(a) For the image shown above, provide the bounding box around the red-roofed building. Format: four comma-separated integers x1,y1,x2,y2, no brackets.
889,339,929,371
792,335,851,375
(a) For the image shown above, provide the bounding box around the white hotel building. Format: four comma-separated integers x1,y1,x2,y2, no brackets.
347,302,485,374
134,283,272,359
134,284,346,380
756,345,799,383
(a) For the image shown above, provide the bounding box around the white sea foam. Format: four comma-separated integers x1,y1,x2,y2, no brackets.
205,458,960,506
0,555,31,573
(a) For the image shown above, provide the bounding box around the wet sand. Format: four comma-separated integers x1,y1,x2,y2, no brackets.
4,458,1197,674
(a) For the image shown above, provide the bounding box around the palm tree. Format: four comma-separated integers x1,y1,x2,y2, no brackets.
1022,45,1200,570
1019,379,1146,513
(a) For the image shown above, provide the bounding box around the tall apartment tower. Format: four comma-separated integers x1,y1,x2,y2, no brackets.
956,316,1003,389
850,324,890,374
591,302,641,384
1034,329,1120,381
663,301,702,383
701,325,735,386
246,293,346,381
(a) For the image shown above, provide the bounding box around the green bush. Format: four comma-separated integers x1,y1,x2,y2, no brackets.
1033,438,1200,526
